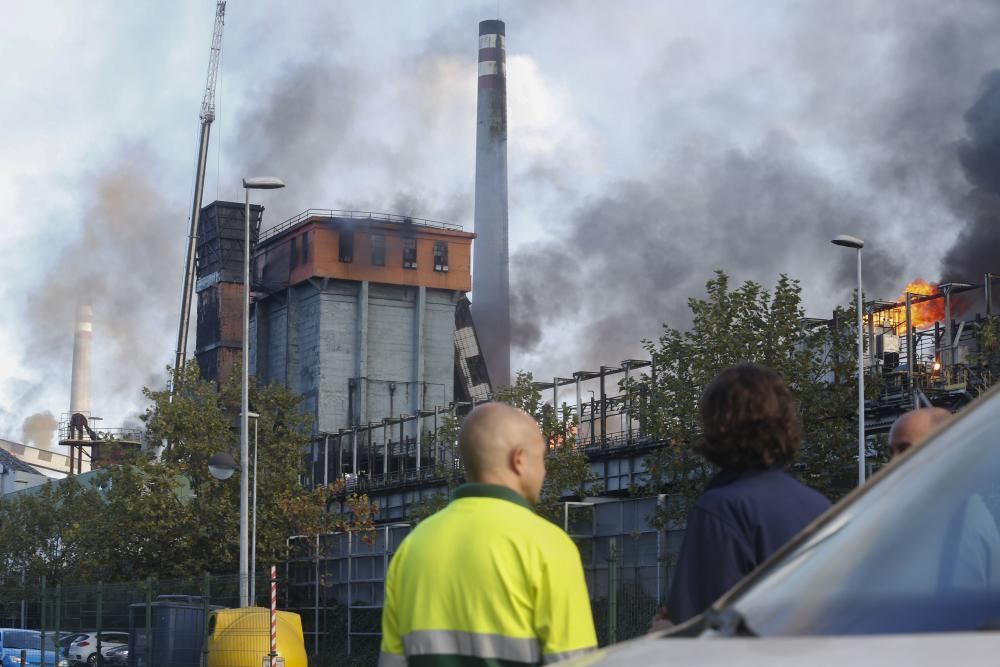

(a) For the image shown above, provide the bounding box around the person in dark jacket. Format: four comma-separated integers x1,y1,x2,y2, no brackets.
665,363,831,624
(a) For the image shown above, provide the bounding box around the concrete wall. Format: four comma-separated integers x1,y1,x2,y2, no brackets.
251,279,460,454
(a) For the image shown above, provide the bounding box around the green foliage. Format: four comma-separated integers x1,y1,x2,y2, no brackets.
637,272,857,527
406,413,462,524
0,360,376,584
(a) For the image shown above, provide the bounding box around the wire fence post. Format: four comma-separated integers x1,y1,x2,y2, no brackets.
96,580,104,667
145,578,153,667
40,576,47,666
54,582,62,654
202,573,211,667
608,539,619,646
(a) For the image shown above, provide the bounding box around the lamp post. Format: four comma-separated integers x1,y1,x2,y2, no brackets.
832,234,865,486
248,411,260,605
241,176,285,607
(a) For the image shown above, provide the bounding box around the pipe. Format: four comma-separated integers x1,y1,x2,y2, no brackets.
174,119,213,384
905,292,914,407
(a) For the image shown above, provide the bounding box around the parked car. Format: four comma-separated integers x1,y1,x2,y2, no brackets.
568,384,1000,665
57,634,87,659
102,644,128,667
67,632,128,666
0,628,68,666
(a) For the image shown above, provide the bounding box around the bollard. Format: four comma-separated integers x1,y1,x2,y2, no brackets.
269,566,278,667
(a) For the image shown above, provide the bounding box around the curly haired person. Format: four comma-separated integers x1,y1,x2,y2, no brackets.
665,363,831,624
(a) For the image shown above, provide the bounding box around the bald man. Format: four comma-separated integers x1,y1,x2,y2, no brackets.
888,407,952,458
379,403,597,667
889,407,1000,590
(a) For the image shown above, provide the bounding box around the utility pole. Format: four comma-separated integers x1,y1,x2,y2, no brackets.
173,0,227,388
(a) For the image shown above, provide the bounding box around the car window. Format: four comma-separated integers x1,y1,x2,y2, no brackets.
103,633,128,644
2,631,58,651
728,388,1000,636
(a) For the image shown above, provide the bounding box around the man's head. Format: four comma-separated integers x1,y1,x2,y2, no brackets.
458,402,547,504
889,407,952,458
698,363,801,470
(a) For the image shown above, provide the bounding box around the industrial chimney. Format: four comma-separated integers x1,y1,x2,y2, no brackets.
472,18,512,388
70,303,93,416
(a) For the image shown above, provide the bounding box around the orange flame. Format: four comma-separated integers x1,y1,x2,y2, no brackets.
895,279,945,331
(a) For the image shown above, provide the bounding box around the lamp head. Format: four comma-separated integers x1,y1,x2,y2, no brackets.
242,176,286,190
831,234,864,249
208,452,238,481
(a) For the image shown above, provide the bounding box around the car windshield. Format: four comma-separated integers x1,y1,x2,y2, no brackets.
2,631,58,651
727,387,1000,635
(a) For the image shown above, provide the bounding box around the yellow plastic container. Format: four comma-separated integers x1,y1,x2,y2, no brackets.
206,607,307,667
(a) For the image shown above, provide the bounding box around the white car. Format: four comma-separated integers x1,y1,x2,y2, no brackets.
570,384,1000,666
67,632,128,666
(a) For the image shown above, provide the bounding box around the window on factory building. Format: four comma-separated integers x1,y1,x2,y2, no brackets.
339,230,354,263
371,234,386,266
433,241,449,272
402,238,418,269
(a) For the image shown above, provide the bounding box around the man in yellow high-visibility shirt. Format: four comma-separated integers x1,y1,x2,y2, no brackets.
379,402,597,666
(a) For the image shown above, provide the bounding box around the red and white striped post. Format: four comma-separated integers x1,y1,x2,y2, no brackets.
269,565,278,667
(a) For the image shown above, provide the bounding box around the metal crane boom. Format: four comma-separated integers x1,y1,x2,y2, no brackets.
201,0,226,122
174,0,227,387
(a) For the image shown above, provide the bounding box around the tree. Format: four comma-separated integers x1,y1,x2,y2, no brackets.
406,413,462,524
635,272,857,528
0,360,377,584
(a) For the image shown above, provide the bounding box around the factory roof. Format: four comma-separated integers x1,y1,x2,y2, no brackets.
259,209,467,245
0,443,44,475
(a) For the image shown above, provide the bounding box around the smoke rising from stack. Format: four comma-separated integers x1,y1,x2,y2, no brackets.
9,2,1000,433
21,411,57,450
16,147,183,427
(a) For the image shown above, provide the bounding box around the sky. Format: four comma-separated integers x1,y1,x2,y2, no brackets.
3,0,1000,448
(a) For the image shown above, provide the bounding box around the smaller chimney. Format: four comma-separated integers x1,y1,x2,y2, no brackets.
70,304,93,416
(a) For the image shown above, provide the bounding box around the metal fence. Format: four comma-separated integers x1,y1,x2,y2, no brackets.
0,573,282,667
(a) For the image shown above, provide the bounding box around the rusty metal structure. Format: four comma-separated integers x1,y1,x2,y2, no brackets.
861,275,999,434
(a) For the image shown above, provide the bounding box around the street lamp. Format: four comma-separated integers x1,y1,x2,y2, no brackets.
241,176,285,607
832,234,865,486
208,452,237,481
248,411,260,605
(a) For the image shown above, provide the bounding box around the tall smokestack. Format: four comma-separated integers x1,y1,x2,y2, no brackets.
70,304,92,416
472,18,512,388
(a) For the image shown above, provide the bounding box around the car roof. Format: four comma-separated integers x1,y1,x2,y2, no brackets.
569,632,1000,666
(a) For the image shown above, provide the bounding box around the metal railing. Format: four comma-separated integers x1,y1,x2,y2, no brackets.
259,209,464,244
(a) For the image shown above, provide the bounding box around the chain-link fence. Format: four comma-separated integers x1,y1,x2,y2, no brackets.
0,572,293,667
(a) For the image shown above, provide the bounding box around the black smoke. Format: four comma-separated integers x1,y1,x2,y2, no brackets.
943,71,1000,281
510,0,1000,374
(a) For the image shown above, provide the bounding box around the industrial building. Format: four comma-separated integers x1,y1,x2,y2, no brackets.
193,200,489,487
0,443,52,493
